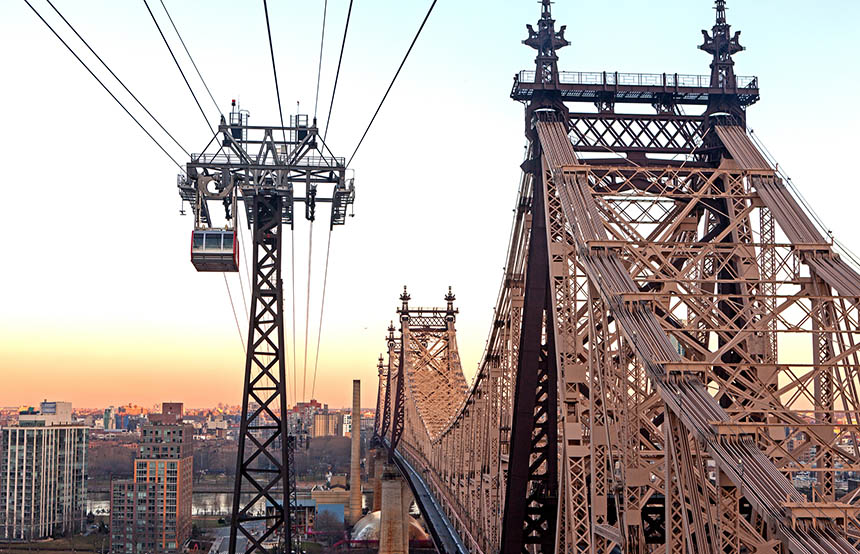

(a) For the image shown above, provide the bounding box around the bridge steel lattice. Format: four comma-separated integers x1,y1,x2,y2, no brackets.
374,2,860,553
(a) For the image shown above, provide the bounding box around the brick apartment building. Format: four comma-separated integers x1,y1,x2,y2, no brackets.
110,403,192,553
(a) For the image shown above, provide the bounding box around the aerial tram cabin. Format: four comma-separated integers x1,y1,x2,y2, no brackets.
190,229,239,272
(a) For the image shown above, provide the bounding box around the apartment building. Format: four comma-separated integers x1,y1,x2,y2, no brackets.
0,401,87,540
110,403,192,553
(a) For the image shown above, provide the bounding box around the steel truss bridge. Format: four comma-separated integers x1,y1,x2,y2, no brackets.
373,2,860,553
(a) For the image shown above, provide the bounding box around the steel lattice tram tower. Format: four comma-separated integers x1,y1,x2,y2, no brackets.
373,2,860,553
179,109,354,553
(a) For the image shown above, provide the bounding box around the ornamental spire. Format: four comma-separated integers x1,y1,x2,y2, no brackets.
715,0,727,24
524,0,570,85
700,0,744,89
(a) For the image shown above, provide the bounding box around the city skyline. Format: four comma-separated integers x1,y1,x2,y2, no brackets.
3,399,373,412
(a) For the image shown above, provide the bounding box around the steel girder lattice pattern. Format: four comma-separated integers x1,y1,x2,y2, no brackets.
370,0,860,548
372,119,860,554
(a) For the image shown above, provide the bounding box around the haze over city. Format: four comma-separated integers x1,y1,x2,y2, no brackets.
2,1,859,410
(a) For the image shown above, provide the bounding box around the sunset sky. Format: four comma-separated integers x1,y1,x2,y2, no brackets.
2,1,859,410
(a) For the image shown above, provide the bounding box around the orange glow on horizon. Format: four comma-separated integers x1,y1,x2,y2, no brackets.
0,321,384,410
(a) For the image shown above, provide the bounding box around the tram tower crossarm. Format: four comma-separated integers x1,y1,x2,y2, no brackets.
178,114,355,230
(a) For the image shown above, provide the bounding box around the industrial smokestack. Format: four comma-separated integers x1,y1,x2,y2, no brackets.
349,379,362,524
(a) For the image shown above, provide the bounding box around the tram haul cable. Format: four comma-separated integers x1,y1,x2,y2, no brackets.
313,0,328,120
347,0,439,166
323,0,354,142
262,0,288,144
158,0,224,118
310,228,333,401
302,223,314,402
142,0,215,135
290,233,298,404
23,0,186,172
43,0,190,158
223,274,246,354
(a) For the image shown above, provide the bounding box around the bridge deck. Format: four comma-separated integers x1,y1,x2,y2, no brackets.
384,441,469,554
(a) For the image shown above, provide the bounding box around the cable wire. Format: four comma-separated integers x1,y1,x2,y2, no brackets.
323,0,353,142
44,0,190,158
223,274,246,354
313,0,328,120
142,0,215,135
262,0,288,143
748,128,860,268
347,0,438,166
235,208,254,305
291,232,298,403
302,223,314,402
158,0,223,118
235,256,249,323
23,0,186,172
310,228,333,400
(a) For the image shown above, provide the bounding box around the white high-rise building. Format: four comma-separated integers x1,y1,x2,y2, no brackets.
343,413,352,436
0,401,88,541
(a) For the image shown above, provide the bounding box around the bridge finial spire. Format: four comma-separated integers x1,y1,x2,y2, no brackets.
524,0,569,85
445,286,458,321
700,0,744,89
377,354,384,374
715,0,727,24
400,286,411,317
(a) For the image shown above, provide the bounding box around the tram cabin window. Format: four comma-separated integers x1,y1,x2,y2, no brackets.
190,230,239,272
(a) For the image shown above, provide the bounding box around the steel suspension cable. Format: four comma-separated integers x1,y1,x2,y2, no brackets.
310,227,333,400
323,0,353,142
158,0,223,118
223,274,246,354
302,223,314,402
234,254,249,323
262,0,288,143
347,0,439,166
142,0,215,135
235,209,254,306
313,0,328,120
748,128,860,268
44,0,190,158
291,232,298,403
23,0,185,172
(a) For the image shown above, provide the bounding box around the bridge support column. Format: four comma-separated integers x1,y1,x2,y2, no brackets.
379,465,410,554
371,450,385,511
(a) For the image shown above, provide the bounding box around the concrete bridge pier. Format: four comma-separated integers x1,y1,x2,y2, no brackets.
370,449,385,511
379,464,412,554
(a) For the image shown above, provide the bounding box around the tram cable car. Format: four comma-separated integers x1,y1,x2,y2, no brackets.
190,229,239,272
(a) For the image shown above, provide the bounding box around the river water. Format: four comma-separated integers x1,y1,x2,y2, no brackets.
87,493,261,516
87,492,369,517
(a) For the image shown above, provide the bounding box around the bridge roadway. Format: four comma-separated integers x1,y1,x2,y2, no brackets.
381,438,468,554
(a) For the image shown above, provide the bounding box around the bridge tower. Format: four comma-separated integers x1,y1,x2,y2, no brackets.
373,2,860,553
500,2,566,553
